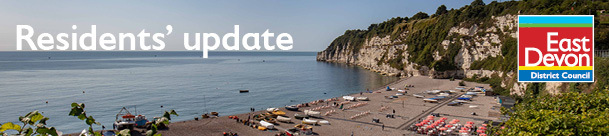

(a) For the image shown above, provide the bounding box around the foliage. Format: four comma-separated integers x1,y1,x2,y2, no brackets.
435,5,448,16
0,111,58,136
69,103,102,136
411,12,429,20
500,89,609,135
458,81,466,86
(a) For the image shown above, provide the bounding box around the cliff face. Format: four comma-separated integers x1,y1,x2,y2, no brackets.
317,14,530,95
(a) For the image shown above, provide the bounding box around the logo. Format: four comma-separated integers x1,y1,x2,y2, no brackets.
518,15,594,82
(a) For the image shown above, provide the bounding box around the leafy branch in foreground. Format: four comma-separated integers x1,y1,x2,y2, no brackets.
0,111,59,136
69,102,102,136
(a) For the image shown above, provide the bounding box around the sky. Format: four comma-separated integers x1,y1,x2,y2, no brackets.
0,0,492,52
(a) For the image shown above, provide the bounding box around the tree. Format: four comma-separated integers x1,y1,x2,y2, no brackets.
471,0,485,7
435,5,448,15
411,12,430,20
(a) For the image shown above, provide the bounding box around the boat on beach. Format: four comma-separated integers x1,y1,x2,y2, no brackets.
423,98,438,103
277,116,292,123
285,105,299,111
304,110,321,117
318,120,330,125
343,96,355,101
113,107,148,130
267,108,278,112
294,114,308,120
302,118,318,125
259,120,275,129
413,94,425,98
356,96,369,101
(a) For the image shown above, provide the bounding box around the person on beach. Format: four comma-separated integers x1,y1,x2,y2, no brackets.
382,124,385,130
360,91,363,95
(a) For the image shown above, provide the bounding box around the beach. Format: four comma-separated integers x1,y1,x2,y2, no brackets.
154,76,500,136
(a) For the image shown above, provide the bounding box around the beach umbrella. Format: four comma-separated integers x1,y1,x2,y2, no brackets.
459,130,468,133
467,121,474,124
479,126,487,130
479,133,487,136
416,123,423,127
477,129,485,133
441,117,447,120
439,127,448,131
445,124,453,128
464,124,473,128
461,127,469,130
482,124,488,127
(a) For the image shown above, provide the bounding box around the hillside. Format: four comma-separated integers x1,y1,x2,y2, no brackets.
317,0,609,95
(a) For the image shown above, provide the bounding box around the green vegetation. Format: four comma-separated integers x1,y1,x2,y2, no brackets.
322,0,609,72
1,103,178,136
0,111,58,136
499,89,609,135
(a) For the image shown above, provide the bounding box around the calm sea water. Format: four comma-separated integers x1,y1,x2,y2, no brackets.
0,51,398,133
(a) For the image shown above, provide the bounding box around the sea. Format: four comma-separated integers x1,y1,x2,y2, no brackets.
0,51,399,133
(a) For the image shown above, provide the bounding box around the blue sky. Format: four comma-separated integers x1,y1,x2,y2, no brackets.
0,0,491,51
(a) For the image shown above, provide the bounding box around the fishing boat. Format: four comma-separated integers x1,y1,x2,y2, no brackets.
239,90,249,93
259,120,275,129
458,95,473,100
302,118,318,125
454,100,469,103
356,96,369,101
113,107,144,130
398,90,407,93
304,110,321,117
342,96,355,101
396,93,405,96
285,105,299,111
277,116,292,123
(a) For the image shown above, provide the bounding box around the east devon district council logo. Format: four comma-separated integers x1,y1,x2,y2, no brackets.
518,15,594,82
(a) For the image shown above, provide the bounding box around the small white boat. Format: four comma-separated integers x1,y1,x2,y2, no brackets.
259,120,275,129
465,92,478,96
277,116,291,123
318,120,330,125
454,100,469,103
302,118,318,125
398,90,406,93
304,110,321,117
343,96,355,101
469,105,479,108
266,108,278,112
423,98,438,103
356,96,369,101
396,93,404,96
438,93,450,97
413,94,425,98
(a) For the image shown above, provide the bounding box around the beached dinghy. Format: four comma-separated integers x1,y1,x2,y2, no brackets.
271,110,286,116
356,96,369,101
343,96,355,101
285,105,299,111
413,94,425,98
423,98,438,103
266,108,278,112
396,93,405,96
398,90,407,93
277,116,292,123
294,114,308,120
259,120,275,129
318,120,330,125
302,118,318,125
304,110,321,117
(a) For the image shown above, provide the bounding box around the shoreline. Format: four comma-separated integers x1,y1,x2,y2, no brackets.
66,76,500,136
